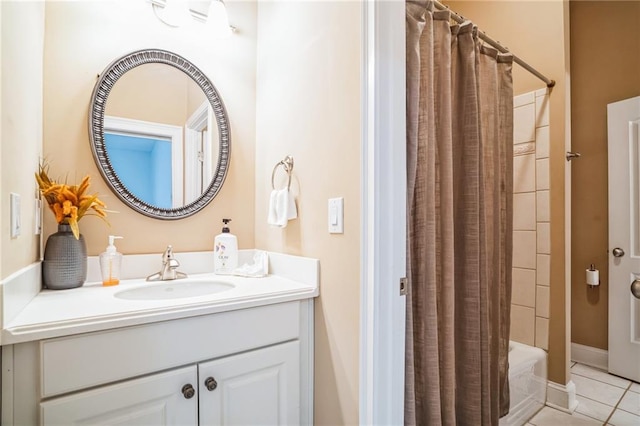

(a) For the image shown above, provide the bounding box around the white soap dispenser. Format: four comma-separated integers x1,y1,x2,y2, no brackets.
214,219,238,275
99,235,123,286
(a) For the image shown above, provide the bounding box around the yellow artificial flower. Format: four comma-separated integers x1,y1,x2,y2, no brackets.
53,202,65,223
35,164,109,239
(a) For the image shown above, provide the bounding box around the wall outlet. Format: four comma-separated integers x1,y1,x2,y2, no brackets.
10,193,21,238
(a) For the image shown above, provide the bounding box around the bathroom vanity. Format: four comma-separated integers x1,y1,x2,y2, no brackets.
1,251,318,425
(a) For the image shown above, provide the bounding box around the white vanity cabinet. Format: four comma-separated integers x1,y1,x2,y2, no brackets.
198,341,300,425
41,366,199,425
2,300,313,426
40,341,300,425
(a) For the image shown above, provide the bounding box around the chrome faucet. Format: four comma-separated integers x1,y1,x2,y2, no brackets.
146,245,188,281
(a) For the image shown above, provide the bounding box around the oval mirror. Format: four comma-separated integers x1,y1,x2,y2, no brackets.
89,49,230,219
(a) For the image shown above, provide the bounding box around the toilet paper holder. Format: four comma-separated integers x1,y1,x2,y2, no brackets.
586,264,600,287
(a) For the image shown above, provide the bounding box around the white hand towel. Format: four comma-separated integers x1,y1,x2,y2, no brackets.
287,190,297,220
267,190,279,226
267,189,297,228
274,189,289,227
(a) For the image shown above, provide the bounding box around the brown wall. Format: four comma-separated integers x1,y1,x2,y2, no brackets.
447,0,571,384
570,1,640,350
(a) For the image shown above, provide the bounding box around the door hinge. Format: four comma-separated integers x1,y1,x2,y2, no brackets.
399,277,408,296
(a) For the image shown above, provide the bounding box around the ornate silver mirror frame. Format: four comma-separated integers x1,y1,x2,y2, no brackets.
89,49,230,219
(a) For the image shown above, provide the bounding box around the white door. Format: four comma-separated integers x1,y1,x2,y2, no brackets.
198,341,300,425
607,95,640,382
41,366,198,425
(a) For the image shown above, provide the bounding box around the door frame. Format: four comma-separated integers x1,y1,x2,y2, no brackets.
184,101,214,204
359,1,406,424
104,115,184,208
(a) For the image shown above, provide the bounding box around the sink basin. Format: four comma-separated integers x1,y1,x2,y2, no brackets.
114,280,234,301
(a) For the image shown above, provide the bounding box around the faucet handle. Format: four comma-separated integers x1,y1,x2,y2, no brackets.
147,245,187,281
163,245,174,263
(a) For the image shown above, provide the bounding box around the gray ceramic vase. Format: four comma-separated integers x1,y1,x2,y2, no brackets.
43,224,87,290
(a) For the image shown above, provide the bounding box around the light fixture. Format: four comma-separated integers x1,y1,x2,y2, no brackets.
153,0,191,28
206,0,233,38
151,0,234,37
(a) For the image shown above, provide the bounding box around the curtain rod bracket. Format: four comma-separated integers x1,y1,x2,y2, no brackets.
566,152,581,161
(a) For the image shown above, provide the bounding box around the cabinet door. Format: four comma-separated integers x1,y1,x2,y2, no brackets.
198,341,300,425
41,366,198,425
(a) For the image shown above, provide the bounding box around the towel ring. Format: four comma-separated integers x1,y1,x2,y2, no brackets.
271,155,294,190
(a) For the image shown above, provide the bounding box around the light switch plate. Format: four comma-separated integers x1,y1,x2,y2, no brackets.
10,193,21,238
35,198,42,235
328,197,344,234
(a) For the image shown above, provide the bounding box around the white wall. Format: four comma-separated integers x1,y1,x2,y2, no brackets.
2,3,363,423
42,0,257,255
511,89,552,350
255,2,361,424
0,1,45,279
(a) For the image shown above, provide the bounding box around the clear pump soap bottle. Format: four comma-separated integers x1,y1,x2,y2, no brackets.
100,235,123,286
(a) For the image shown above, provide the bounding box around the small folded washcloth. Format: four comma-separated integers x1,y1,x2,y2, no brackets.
268,189,297,228
233,251,269,278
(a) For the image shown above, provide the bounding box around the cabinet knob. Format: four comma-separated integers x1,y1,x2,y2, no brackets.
205,376,218,391
632,279,640,299
181,384,195,399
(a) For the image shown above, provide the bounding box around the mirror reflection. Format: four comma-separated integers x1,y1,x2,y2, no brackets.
104,63,220,209
89,49,230,220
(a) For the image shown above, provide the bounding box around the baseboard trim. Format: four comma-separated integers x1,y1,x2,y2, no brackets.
571,342,608,370
546,380,578,413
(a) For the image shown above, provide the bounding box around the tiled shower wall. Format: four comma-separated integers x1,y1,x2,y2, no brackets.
510,88,551,351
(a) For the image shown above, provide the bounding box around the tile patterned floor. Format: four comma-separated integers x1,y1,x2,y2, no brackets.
526,362,640,425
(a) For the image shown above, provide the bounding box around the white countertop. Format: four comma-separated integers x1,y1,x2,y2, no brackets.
1,251,319,345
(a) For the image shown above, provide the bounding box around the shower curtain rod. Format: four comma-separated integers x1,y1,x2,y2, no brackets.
434,1,556,88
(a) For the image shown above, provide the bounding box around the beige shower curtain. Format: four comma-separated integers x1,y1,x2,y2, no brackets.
405,1,514,425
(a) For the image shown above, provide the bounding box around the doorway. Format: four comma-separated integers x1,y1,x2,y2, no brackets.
607,96,640,383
